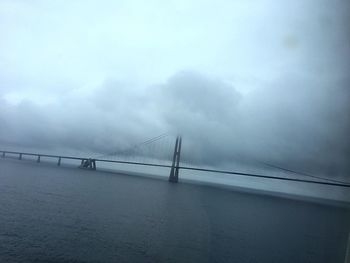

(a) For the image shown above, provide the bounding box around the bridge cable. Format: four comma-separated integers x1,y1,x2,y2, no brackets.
95,132,170,159
253,159,350,185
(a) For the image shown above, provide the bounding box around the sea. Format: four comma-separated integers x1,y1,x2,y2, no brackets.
0,157,349,263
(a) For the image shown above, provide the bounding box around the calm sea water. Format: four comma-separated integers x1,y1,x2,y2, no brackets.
1,158,349,263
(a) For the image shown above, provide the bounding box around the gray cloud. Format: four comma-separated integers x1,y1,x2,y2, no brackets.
1,0,350,178
1,71,349,177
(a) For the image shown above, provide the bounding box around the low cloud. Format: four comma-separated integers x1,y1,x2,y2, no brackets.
1,71,349,177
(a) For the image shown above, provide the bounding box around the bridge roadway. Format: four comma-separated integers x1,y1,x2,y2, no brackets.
2,149,350,188
0,158,349,263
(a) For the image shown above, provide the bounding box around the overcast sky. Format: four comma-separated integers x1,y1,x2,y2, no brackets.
0,0,349,176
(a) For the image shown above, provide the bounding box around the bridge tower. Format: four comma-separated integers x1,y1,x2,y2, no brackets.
169,135,182,183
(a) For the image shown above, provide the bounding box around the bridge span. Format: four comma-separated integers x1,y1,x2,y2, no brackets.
1,134,350,189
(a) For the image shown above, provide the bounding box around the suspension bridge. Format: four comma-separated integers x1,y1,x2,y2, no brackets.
1,133,350,188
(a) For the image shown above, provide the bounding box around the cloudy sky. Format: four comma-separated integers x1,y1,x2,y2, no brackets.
0,0,349,176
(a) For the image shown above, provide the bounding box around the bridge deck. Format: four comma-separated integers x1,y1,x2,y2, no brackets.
2,149,350,204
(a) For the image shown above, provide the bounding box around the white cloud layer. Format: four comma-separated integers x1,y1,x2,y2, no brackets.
0,0,349,176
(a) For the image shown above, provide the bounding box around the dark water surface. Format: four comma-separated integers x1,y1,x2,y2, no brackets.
1,159,349,263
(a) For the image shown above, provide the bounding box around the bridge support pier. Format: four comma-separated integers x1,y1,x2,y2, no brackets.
37,155,41,163
169,136,182,183
80,159,96,170
2,152,5,158
19,153,22,160
57,157,61,166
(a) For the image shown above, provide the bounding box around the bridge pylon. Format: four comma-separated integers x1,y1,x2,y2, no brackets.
169,135,182,183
